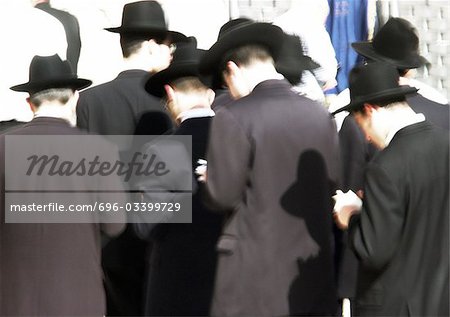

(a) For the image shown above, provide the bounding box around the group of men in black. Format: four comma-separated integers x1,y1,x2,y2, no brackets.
1,1,448,316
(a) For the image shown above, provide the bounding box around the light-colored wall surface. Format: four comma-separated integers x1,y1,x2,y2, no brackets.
1,0,447,121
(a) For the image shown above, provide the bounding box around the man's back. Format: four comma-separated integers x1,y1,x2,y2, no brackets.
350,121,449,316
207,79,340,316
0,117,125,316
144,116,224,316
77,70,164,135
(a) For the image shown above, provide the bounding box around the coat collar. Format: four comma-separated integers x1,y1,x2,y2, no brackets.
116,69,149,80
24,117,73,128
252,78,292,93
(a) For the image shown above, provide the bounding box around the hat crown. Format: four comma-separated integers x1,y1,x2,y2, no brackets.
106,0,168,34
28,54,74,83
171,37,204,66
10,54,91,94
121,1,167,30
372,18,420,61
218,18,253,40
349,62,400,100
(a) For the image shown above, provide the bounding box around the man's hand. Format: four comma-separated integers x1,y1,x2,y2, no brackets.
332,190,362,230
195,159,207,183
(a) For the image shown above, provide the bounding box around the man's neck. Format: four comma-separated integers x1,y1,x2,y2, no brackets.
33,102,75,126
242,62,284,93
383,103,425,146
122,56,151,72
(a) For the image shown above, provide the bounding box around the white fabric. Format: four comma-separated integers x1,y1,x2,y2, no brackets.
384,112,425,146
273,1,338,103
0,3,67,122
399,77,448,105
332,190,362,214
328,88,351,132
177,107,215,123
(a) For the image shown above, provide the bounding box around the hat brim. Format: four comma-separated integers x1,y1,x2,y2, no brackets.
332,86,418,115
276,56,320,77
351,42,429,69
199,23,283,76
145,63,211,98
105,26,187,43
10,78,92,94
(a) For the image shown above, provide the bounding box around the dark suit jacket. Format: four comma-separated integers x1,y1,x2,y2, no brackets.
335,115,377,299
77,69,164,316
134,116,224,316
407,93,449,130
206,79,340,316
336,95,449,300
35,2,81,73
348,121,449,316
77,70,166,136
0,117,125,316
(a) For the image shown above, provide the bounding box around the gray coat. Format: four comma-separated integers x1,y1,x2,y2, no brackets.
206,79,340,316
0,117,125,316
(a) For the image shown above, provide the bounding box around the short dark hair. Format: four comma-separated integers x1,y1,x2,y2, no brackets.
120,33,168,58
29,88,74,107
219,44,273,74
170,76,209,94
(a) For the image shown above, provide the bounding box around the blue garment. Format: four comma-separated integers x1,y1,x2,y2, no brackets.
326,0,368,93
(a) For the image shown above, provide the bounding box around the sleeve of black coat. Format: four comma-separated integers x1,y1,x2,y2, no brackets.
348,162,405,270
206,108,251,211
76,94,89,131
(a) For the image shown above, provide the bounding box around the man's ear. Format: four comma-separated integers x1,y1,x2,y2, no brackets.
362,103,379,117
68,90,79,110
146,39,159,55
26,97,37,113
226,61,240,78
206,88,215,106
164,84,176,102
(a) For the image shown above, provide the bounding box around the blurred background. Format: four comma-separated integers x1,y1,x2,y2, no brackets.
1,0,448,121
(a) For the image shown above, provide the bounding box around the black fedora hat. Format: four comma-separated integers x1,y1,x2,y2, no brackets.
145,37,210,98
199,21,284,76
352,17,428,69
10,54,91,94
207,17,253,90
276,33,320,85
105,1,186,42
332,62,418,115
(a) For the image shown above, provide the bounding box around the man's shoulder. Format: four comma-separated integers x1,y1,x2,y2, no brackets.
176,117,212,136
81,72,150,98
229,85,327,117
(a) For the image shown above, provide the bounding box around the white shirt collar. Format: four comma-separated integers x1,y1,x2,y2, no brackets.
176,108,215,123
385,113,426,146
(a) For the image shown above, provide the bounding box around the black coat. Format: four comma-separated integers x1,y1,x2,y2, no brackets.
76,69,166,316
136,116,224,316
335,94,449,300
349,122,449,316
335,115,377,299
77,70,166,136
35,2,81,74
407,93,449,130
